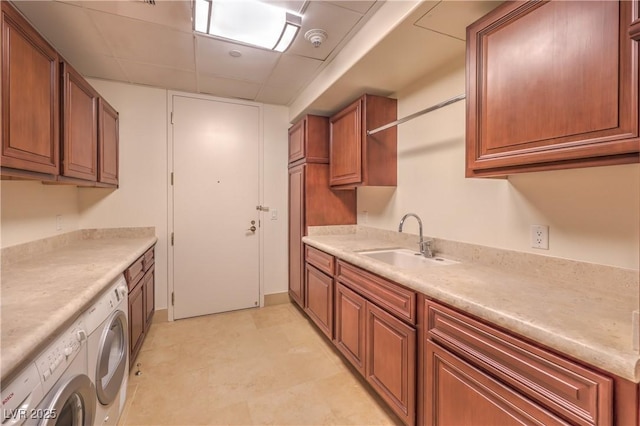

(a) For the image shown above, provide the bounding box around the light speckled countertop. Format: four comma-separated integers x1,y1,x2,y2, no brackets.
1,229,157,382
303,226,640,382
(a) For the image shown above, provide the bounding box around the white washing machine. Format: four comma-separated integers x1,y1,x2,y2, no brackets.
84,276,128,426
1,316,95,426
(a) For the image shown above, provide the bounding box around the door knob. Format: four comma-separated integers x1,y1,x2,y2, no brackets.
248,226,257,232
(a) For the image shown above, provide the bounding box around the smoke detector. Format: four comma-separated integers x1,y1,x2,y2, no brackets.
304,29,328,48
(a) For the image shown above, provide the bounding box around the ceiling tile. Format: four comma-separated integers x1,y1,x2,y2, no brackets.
414,0,503,41
68,54,128,82
255,85,297,105
88,10,195,71
12,1,112,57
198,74,262,100
286,1,363,60
265,54,322,89
76,0,192,33
196,35,280,83
262,0,306,14
119,60,197,93
326,1,376,14
308,21,466,115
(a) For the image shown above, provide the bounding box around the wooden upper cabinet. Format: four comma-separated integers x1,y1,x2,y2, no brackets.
329,94,397,188
61,61,98,181
98,98,119,186
288,115,330,165
1,1,59,175
467,0,639,177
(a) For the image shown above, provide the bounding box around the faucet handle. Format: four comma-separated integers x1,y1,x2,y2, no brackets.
419,240,434,258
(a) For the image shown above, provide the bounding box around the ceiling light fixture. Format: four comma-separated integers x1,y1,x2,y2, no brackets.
194,0,302,53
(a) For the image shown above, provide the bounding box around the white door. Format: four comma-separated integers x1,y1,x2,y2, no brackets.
172,94,260,320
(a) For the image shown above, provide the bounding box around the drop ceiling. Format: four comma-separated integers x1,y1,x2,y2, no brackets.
12,0,503,116
12,0,382,105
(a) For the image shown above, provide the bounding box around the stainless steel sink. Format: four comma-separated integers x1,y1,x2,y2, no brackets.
357,248,459,267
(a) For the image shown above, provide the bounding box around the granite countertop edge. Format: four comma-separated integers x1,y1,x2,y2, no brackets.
302,235,640,383
1,235,157,382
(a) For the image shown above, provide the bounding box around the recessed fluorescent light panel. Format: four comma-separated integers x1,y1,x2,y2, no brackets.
194,0,302,52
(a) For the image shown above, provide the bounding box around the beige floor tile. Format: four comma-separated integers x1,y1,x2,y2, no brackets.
122,303,402,426
246,380,340,425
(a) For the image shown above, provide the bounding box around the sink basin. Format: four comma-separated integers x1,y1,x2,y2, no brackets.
357,248,459,268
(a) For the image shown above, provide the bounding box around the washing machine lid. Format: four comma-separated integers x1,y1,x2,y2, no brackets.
38,374,95,426
95,310,127,406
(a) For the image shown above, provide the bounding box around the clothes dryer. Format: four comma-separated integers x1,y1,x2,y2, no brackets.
84,276,128,426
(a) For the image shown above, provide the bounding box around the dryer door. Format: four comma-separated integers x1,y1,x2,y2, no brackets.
95,310,128,406
39,375,96,426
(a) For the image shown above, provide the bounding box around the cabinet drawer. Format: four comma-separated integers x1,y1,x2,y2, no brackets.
425,300,612,426
336,260,415,324
305,245,334,276
125,255,144,291
142,247,155,272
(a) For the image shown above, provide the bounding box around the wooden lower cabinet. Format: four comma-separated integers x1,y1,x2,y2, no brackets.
334,279,416,425
424,298,613,426
126,245,155,368
425,341,567,426
143,269,155,326
366,302,416,425
128,280,145,365
288,165,305,306
304,263,333,339
334,282,367,375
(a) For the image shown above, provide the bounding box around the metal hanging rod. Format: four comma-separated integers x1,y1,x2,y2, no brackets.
367,93,466,136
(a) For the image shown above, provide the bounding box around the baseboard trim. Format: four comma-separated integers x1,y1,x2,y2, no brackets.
264,292,290,306
153,309,169,323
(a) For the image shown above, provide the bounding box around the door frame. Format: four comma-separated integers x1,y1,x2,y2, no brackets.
166,90,266,321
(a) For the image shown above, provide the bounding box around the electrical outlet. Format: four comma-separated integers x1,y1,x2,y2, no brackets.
56,215,62,231
530,225,549,249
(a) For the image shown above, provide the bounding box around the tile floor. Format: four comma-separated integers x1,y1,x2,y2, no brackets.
119,302,402,426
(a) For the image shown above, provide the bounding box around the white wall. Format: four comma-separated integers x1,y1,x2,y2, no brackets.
262,105,290,295
358,57,640,269
77,80,291,310
79,79,169,308
1,181,80,247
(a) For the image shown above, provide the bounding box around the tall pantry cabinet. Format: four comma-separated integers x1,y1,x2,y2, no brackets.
288,115,357,308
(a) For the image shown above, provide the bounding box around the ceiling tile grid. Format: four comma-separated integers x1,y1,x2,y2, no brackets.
11,0,379,105
11,0,502,109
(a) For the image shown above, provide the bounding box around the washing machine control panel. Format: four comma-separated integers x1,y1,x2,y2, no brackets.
35,318,86,388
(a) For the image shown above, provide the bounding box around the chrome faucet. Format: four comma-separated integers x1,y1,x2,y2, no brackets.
398,213,433,258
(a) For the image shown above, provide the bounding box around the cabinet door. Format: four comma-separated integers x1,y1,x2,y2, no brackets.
144,269,155,328
425,341,568,426
61,62,98,181
98,98,119,185
304,263,333,339
288,118,305,164
329,99,362,186
1,2,59,175
129,281,145,367
334,282,366,375
288,164,305,307
467,0,638,177
365,302,416,425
